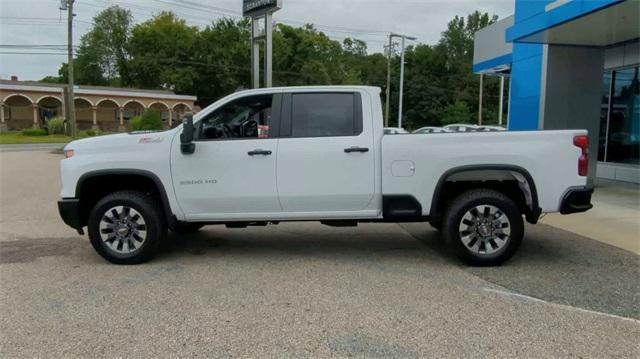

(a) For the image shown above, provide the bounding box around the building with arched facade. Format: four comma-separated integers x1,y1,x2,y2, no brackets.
0,77,197,132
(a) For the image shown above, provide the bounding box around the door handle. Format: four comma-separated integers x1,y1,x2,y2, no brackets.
248,149,272,156
344,146,369,153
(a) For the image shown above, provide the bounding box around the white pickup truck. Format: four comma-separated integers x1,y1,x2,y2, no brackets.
58,86,593,266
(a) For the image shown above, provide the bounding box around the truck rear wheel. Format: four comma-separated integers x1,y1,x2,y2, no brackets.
88,191,167,264
443,189,523,266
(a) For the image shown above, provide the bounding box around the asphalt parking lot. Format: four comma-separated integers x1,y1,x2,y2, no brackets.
1,149,639,358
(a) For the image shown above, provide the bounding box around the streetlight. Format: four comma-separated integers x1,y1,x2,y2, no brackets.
391,33,416,129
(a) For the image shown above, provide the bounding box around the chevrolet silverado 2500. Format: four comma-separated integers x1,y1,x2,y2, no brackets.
58,86,593,265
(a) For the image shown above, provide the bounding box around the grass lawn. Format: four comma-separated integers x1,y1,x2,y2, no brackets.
0,132,78,144
0,130,106,144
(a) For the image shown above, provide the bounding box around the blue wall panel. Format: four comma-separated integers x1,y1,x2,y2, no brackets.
506,0,552,130
508,42,544,130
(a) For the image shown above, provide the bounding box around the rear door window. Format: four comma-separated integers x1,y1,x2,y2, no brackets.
287,93,362,138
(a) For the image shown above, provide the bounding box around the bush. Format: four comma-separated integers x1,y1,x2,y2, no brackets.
21,128,48,136
441,100,473,125
46,117,65,135
129,110,163,131
80,128,104,137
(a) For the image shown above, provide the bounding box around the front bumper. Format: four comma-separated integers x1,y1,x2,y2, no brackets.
58,198,84,234
560,187,594,215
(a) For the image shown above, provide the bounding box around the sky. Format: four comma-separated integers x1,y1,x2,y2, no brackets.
0,0,514,81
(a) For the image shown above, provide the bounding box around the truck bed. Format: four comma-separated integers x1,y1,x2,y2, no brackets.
381,130,588,215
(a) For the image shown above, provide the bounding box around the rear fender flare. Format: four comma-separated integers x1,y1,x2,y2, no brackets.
429,164,541,223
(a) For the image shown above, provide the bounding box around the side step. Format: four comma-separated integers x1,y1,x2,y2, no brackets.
321,220,358,227
225,222,270,228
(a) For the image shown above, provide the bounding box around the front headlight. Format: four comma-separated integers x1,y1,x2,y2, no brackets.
64,149,75,158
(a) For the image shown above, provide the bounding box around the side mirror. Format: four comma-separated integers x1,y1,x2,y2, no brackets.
180,113,196,155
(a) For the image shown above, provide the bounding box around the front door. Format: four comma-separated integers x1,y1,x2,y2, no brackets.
171,93,282,221
276,91,376,216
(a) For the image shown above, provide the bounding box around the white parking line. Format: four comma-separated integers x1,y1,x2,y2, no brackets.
482,287,640,324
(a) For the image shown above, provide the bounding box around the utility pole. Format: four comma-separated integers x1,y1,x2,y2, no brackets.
393,33,416,129
66,0,77,136
384,34,394,127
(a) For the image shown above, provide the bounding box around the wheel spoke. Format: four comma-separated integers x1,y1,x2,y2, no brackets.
488,238,498,251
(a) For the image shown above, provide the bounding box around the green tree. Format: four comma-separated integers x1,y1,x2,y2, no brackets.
84,6,132,84
53,6,133,86
127,12,198,94
441,100,472,125
192,18,251,106
273,24,351,86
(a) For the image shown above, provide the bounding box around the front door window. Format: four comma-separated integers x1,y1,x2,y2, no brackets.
198,95,273,140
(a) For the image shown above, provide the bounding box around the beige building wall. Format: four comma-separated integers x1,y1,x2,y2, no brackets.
0,82,196,132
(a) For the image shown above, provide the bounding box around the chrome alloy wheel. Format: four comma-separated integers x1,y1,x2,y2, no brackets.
99,206,147,255
458,205,511,255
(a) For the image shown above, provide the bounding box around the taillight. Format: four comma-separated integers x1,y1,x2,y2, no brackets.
573,135,589,176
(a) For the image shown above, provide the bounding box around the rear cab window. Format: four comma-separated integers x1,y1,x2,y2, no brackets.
280,92,363,138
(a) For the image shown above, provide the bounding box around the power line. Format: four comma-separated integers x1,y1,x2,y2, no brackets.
83,0,390,45
0,52,71,55
0,44,78,48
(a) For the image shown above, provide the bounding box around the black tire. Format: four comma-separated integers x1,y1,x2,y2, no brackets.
443,189,524,266
171,223,204,234
88,190,167,264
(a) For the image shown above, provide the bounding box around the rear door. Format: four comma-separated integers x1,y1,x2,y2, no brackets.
276,91,376,216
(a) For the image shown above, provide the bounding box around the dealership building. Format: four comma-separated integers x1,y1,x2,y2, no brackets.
473,0,639,183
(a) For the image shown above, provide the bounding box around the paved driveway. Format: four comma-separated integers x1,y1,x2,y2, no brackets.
0,150,638,358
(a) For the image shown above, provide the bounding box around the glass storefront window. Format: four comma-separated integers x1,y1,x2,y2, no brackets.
599,72,612,161
599,66,640,165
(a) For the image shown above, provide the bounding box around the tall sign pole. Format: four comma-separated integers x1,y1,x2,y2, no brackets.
251,18,260,88
398,35,406,129
478,74,484,125
392,33,415,129
66,0,77,136
498,75,505,126
244,0,281,88
384,34,394,128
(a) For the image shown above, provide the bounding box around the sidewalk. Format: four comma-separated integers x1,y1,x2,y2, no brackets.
541,179,640,255
0,143,65,152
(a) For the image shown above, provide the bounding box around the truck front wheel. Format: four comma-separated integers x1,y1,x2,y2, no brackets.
88,191,167,264
443,189,523,266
